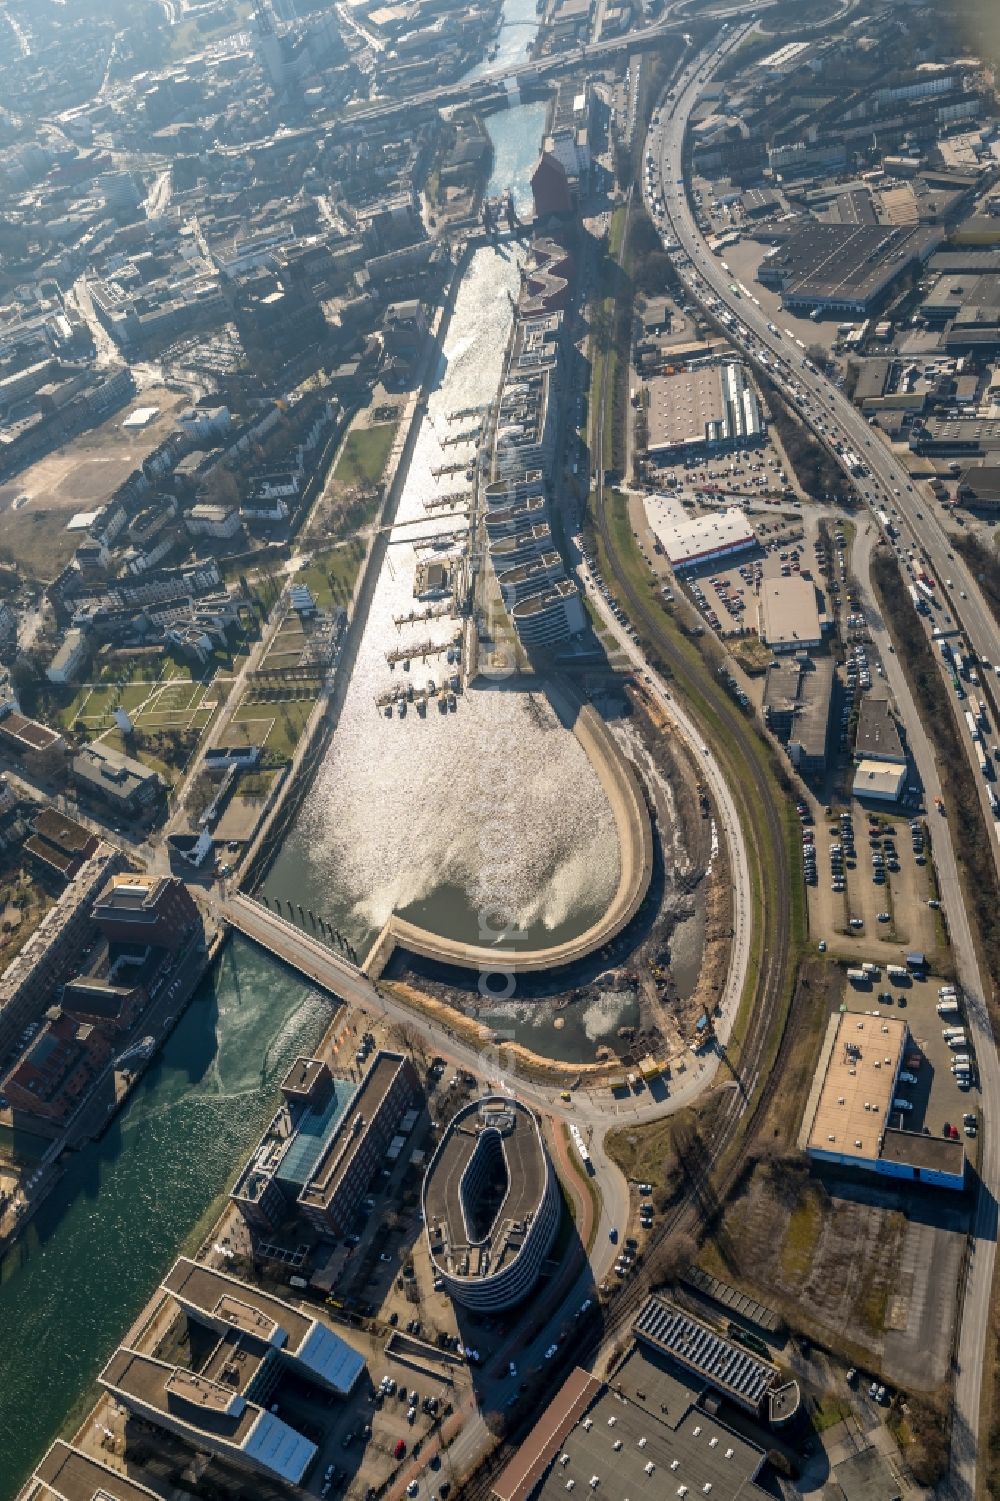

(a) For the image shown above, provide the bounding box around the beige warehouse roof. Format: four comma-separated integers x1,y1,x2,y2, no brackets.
807,1013,907,1161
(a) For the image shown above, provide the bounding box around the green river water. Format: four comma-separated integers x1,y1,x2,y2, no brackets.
0,935,333,1498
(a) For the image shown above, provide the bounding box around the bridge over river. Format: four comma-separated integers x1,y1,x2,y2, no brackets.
222,680,653,988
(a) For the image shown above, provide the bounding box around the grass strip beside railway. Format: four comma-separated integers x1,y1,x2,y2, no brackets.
561,1123,602,1255
588,488,805,1130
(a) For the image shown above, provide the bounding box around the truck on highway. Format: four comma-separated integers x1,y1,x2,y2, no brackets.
964,709,981,741
979,746,991,778
910,583,929,616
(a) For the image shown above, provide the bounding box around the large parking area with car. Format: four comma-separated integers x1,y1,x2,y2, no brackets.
636,502,827,648
803,804,940,958
284,1332,470,1501
840,967,980,1145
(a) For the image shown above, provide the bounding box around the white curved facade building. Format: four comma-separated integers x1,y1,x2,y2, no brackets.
422,1097,560,1311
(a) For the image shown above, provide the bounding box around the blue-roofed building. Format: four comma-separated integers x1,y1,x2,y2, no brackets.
101,1256,365,1486
231,1055,355,1233
162,1257,366,1397
296,1321,367,1394
275,1076,356,1195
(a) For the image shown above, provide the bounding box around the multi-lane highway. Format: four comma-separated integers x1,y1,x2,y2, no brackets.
645,29,998,1497
648,34,1000,878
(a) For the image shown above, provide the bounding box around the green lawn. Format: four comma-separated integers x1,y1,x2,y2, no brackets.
333,422,398,489
780,1191,824,1282
294,541,367,609
163,0,254,60
230,693,318,762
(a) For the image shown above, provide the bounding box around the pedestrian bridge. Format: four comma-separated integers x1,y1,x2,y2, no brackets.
222,892,371,1005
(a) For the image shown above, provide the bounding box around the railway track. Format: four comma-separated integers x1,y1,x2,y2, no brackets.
588,199,794,1149
453,219,802,1501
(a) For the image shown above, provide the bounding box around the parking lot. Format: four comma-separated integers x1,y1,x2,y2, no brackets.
804,803,940,959
673,507,825,645
649,441,799,504
841,970,979,1147
275,1329,468,1501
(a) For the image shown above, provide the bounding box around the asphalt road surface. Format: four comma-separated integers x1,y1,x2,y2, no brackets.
648,29,999,1497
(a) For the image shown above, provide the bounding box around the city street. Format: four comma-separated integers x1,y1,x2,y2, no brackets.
648,29,1000,1496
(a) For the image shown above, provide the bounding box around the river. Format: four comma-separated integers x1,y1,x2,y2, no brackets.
263,119,622,974
0,937,333,1500
0,23,644,1501
465,0,542,81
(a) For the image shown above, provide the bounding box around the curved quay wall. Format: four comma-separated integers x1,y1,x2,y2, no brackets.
422,1096,560,1312
363,678,654,979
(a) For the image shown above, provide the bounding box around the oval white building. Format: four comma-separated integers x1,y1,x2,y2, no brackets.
422,1097,560,1311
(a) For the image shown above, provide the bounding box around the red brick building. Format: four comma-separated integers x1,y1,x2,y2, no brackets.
61,976,145,1033
91,876,200,950
25,808,98,883
0,711,67,777
530,152,575,219
3,1010,113,1122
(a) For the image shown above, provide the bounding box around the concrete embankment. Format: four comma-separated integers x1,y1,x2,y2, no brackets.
363,676,654,979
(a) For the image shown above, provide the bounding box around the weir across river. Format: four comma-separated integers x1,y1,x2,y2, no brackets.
225,678,653,987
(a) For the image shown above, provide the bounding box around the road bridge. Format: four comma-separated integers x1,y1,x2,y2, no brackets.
222,891,373,1006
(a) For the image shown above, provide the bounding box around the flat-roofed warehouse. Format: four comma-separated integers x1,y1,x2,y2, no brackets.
957,464,1000,508
854,695,905,764
910,415,1000,456
757,223,942,315
493,1351,776,1501
645,361,763,462
853,759,906,803
646,505,756,573
423,1096,560,1311
799,1012,965,1189
762,656,834,775
634,1295,780,1415
757,576,826,651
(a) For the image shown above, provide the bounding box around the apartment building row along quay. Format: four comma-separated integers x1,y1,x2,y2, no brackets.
484,238,586,653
